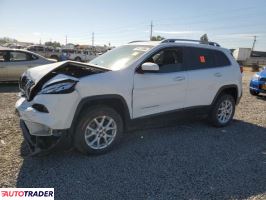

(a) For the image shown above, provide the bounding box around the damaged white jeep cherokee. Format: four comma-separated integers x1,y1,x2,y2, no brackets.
15,39,242,155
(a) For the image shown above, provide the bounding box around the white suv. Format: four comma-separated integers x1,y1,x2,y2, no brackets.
15,39,242,155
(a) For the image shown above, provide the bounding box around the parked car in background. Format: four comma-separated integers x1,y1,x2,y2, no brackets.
63,48,97,62
250,66,266,95
27,45,61,61
0,48,56,81
16,39,242,155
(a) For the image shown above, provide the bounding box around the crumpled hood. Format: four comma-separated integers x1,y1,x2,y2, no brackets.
25,61,67,83
20,61,110,101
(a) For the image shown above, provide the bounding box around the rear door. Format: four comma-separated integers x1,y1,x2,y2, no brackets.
133,47,188,118
184,47,232,107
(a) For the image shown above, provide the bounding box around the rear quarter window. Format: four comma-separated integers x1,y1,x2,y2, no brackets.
214,50,231,67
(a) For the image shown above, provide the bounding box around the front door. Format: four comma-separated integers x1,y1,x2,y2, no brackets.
0,51,9,81
133,47,188,118
6,51,32,81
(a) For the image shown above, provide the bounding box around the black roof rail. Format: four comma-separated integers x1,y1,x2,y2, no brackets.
161,39,220,47
128,40,149,44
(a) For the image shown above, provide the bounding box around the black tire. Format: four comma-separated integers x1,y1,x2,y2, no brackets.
250,89,259,96
74,105,123,155
74,57,82,62
50,55,59,61
209,94,235,127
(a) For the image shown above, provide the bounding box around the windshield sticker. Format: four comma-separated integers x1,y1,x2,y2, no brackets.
133,47,150,52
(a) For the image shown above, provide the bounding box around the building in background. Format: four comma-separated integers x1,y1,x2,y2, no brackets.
233,48,266,66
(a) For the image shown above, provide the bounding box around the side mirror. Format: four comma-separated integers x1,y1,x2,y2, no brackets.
141,62,159,72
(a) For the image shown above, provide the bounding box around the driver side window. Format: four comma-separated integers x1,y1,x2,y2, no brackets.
146,48,183,73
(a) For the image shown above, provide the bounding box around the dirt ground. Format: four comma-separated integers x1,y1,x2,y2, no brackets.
0,70,265,199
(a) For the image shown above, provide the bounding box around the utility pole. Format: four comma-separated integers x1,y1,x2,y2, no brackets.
92,32,94,46
150,21,153,41
251,36,257,51
65,35,68,46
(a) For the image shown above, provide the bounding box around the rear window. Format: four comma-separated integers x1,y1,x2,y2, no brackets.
185,47,230,70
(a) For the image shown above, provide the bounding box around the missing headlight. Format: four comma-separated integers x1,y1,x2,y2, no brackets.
39,80,78,94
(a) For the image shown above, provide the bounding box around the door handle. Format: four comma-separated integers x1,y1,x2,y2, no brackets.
214,72,222,77
173,76,185,81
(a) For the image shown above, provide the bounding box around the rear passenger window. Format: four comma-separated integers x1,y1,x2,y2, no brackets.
185,47,230,70
29,53,38,60
186,48,215,69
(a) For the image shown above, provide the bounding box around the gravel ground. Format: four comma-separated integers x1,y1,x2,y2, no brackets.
0,71,265,200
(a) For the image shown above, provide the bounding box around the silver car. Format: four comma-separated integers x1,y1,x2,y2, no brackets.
0,48,56,81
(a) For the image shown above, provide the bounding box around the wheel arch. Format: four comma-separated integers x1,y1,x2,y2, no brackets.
70,94,131,134
211,84,239,105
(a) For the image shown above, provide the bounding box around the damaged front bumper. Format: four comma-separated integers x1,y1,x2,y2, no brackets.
19,120,71,156
15,95,78,156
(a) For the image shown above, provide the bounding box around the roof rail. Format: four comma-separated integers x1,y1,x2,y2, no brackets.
128,40,149,44
161,39,220,47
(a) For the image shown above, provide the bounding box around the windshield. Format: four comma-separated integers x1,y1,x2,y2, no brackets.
89,45,152,70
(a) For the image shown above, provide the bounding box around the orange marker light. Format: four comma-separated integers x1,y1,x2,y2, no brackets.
199,56,205,63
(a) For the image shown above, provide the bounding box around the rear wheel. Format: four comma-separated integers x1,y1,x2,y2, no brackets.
250,89,259,96
209,94,235,127
74,106,123,155
74,57,82,62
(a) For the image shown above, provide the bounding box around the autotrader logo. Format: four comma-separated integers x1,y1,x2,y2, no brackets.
0,188,54,200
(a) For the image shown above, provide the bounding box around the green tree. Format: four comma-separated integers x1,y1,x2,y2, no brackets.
151,35,165,41
44,41,61,48
0,37,17,45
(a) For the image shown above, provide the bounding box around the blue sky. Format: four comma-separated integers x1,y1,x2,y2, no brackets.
0,0,266,50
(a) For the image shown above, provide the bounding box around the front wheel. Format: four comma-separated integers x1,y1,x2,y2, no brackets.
209,94,235,127
74,106,123,155
74,57,82,62
250,89,259,96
